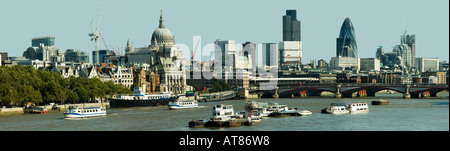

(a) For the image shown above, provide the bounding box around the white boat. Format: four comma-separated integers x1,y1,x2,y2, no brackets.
64,105,106,118
244,111,263,122
168,99,198,110
321,103,349,114
346,102,369,113
212,104,235,121
298,110,312,116
244,101,276,117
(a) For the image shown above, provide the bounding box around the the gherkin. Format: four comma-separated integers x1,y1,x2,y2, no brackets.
336,17,358,58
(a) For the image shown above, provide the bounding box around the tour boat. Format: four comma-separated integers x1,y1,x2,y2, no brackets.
64,105,106,118
346,102,369,113
321,103,349,114
168,99,198,110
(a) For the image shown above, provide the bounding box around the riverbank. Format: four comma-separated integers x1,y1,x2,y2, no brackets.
0,102,110,115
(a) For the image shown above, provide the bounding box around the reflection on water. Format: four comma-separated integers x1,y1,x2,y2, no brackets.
0,92,448,131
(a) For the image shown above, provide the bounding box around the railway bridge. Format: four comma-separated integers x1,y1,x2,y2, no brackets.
260,84,448,99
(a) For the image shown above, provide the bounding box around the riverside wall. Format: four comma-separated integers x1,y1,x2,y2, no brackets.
0,102,110,115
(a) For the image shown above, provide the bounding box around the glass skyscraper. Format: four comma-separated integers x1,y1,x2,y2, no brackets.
336,17,358,58
282,10,301,41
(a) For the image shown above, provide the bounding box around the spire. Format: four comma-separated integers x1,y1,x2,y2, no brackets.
159,10,165,28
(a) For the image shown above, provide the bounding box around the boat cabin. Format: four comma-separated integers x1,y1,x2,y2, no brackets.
212,104,234,121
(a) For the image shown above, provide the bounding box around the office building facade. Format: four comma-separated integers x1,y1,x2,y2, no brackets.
279,41,302,70
415,57,439,73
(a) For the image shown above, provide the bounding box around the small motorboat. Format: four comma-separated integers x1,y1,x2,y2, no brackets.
298,110,312,116
372,99,389,105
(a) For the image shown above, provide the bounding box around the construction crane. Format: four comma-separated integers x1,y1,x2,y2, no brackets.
191,39,200,62
99,33,114,57
89,3,104,65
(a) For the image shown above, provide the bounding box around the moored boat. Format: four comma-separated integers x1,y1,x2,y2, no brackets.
189,118,208,128
321,103,349,114
110,87,176,108
268,106,301,117
372,99,389,105
347,102,369,113
190,104,252,128
24,106,48,114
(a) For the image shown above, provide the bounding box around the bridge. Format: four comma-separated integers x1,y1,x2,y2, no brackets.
259,84,449,99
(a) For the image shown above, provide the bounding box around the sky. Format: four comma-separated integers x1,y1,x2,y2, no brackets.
0,0,448,64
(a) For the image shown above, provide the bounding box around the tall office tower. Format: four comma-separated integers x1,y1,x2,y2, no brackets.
283,10,301,41
400,31,416,66
336,17,358,58
214,40,236,68
393,44,412,68
376,46,385,66
262,43,279,67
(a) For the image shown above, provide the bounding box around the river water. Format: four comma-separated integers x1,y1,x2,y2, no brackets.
1,93,448,131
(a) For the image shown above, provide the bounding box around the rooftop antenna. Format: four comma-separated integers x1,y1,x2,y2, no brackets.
89,2,104,65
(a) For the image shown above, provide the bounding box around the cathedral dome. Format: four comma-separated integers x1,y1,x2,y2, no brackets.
151,10,174,46
151,28,174,46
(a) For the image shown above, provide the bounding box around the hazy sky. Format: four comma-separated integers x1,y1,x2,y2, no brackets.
0,0,448,64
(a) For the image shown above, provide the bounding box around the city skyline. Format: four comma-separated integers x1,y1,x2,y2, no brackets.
0,0,448,63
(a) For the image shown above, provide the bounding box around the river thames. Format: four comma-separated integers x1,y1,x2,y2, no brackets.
0,93,448,131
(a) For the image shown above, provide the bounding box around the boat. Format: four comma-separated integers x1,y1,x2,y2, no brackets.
202,104,252,127
321,103,349,114
372,99,389,105
24,106,48,114
189,118,209,128
244,111,263,123
244,101,273,117
109,87,176,108
63,105,106,118
346,102,369,113
168,97,198,110
268,106,295,117
298,110,312,116
198,91,237,102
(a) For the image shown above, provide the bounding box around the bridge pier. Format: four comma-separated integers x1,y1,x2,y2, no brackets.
299,90,308,97
404,85,411,99
334,84,342,98
334,93,342,98
403,93,411,99
273,87,279,98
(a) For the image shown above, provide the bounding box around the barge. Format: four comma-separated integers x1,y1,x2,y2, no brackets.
189,104,252,128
